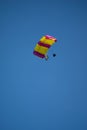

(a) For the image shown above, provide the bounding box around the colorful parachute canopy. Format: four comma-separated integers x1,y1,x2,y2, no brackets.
33,35,57,58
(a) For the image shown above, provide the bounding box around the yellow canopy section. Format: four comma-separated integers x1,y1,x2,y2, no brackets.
34,44,49,55
40,36,56,45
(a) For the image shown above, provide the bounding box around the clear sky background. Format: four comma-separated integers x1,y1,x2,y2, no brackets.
0,0,87,130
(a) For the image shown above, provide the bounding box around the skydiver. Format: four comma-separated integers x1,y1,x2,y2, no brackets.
45,55,49,60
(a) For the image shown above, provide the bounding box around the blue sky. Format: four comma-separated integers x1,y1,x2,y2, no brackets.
0,0,87,130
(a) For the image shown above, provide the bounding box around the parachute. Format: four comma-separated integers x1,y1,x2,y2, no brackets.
33,35,57,59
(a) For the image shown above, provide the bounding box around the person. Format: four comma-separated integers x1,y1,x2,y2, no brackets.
45,55,49,60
